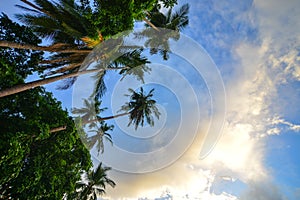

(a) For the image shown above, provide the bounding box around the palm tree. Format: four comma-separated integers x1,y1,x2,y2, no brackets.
72,98,128,126
72,98,106,128
148,3,189,31
16,0,92,44
87,121,113,154
135,28,179,60
115,49,151,83
120,87,161,130
14,0,96,75
73,87,160,130
136,3,190,60
75,163,116,200
131,0,179,31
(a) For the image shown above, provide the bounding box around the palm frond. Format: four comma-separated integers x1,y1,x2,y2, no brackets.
121,87,160,130
91,70,107,100
15,4,41,14
56,76,77,90
87,121,114,154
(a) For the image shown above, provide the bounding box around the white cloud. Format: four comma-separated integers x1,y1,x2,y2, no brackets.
266,116,300,135
251,0,300,84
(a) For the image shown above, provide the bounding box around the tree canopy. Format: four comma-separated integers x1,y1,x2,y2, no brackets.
0,13,43,80
0,72,92,200
0,13,92,199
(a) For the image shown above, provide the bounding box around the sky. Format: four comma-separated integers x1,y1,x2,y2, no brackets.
1,0,300,199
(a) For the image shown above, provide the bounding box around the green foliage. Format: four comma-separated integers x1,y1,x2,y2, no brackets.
148,3,190,31
160,0,178,8
0,13,92,199
130,0,158,20
91,0,134,37
16,0,90,43
0,0,189,196
135,3,189,60
0,13,43,79
17,0,161,44
0,86,92,199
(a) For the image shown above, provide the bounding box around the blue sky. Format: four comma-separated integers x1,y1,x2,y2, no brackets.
1,0,300,199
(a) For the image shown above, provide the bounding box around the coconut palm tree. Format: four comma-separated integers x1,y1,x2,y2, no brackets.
115,49,151,83
16,0,93,44
72,87,160,130
136,3,190,60
120,87,161,130
11,0,122,78
99,87,161,130
14,0,97,75
72,98,106,128
148,3,189,31
75,163,115,200
86,121,114,154
131,0,179,31
135,28,179,60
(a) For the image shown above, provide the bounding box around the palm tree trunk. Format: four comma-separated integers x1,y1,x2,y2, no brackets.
0,66,128,98
83,112,129,125
0,41,143,53
0,41,91,53
40,57,71,64
143,18,160,32
98,112,129,120
0,68,101,98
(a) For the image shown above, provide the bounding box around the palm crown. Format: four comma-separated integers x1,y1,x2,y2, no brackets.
75,163,115,200
87,121,113,154
136,3,190,60
120,87,161,130
149,3,189,31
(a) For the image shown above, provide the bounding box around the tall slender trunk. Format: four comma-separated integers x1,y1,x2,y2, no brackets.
0,41,143,53
143,18,160,32
40,57,72,64
0,68,100,98
0,67,127,98
98,112,129,121
83,112,129,125
0,41,91,53
53,112,129,132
